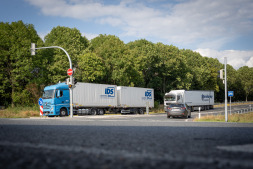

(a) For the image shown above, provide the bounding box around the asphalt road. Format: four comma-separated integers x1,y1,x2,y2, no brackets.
0,108,253,169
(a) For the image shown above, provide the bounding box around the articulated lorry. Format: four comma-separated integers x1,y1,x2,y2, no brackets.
164,90,214,112
42,82,154,116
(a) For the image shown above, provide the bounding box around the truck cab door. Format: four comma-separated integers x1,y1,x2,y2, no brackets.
55,90,70,115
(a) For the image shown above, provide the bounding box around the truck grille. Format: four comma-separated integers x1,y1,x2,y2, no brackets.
43,102,51,109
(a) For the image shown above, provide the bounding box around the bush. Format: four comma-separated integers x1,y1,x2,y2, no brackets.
0,105,40,118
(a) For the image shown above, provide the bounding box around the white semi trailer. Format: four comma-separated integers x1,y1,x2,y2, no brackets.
73,83,118,115
117,86,154,114
164,90,214,112
72,83,154,115
42,82,154,116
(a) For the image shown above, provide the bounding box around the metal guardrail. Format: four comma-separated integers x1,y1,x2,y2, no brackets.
214,101,253,106
235,107,252,114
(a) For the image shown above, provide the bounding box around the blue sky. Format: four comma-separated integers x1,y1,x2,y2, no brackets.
1,0,253,69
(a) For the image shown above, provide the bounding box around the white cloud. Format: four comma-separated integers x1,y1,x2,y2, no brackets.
26,0,253,49
38,31,50,41
246,57,253,68
82,32,99,40
26,0,253,68
195,48,253,69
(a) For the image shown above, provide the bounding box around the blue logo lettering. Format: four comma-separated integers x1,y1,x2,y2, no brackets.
105,87,115,97
145,90,152,99
201,94,213,101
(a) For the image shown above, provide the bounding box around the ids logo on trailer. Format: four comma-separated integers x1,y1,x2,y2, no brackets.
105,87,115,97
145,90,152,100
201,94,213,101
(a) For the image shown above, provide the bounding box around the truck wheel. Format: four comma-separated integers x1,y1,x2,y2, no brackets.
98,109,105,115
133,109,138,114
139,109,144,114
91,109,97,115
60,108,67,117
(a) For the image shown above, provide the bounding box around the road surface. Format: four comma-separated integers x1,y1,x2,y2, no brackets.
0,112,253,169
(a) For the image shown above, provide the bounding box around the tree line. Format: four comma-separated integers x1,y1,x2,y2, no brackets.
0,20,252,107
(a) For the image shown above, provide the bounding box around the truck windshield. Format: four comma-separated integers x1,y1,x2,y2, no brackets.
42,90,55,99
164,95,176,101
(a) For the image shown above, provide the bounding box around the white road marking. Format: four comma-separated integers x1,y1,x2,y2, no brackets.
217,144,253,153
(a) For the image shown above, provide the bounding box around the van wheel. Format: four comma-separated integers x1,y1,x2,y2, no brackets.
60,108,67,116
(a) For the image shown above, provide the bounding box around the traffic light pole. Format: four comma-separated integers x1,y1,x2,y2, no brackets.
224,57,228,122
31,43,74,118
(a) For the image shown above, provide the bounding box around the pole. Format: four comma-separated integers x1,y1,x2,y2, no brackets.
224,57,228,122
198,107,201,119
70,75,73,118
230,96,231,115
146,102,149,115
32,45,73,118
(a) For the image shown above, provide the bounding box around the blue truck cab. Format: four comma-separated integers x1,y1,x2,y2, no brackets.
42,83,70,116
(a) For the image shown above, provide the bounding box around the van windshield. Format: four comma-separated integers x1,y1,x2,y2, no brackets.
42,90,55,99
164,95,176,101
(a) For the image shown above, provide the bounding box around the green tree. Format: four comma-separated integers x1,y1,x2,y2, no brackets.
44,26,88,84
75,52,106,83
237,66,253,101
127,40,193,101
180,50,214,90
0,21,43,107
87,34,142,86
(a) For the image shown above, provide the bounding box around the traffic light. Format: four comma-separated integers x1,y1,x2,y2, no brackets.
218,69,224,79
31,43,36,55
66,78,70,85
73,78,77,85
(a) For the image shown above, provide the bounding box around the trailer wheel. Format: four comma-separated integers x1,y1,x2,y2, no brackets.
60,108,68,117
139,109,144,114
98,109,105,115
91,109,97,115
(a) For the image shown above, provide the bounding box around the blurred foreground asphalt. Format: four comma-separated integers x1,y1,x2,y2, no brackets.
0,114,253,169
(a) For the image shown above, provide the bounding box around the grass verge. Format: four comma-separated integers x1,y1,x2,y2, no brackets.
0,105,40,118
194,112,253,123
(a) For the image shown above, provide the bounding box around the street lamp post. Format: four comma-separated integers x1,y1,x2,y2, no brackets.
31,43,74,118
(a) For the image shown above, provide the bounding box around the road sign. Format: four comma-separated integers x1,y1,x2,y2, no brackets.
228,91,234,97
38,98,43,106
67,68,73,76
40,106,43,116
